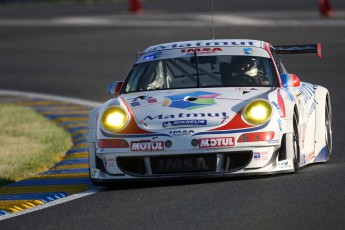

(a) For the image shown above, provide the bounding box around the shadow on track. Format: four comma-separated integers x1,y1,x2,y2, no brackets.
97,172,297,192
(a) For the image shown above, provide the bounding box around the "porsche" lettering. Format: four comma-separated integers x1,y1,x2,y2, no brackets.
131,141,164,151
199,137,235,148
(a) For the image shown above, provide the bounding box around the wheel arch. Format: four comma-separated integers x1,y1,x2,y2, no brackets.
314,86,331,162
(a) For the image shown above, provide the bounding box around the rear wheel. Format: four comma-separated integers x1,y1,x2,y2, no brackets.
325,97,332,159
292,113,300,171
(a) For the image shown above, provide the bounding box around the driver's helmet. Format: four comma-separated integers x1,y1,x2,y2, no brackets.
231,56,259,77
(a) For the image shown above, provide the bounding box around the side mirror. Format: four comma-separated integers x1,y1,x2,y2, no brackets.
280,74,301,88
107,81,123,96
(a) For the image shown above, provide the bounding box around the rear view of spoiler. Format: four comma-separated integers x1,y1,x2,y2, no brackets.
274,43,322,59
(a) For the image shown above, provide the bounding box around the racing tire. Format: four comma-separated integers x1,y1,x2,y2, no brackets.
292,113,301,171
325,97,332,160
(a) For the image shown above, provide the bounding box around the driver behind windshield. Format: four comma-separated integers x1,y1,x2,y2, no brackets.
230,56,269,85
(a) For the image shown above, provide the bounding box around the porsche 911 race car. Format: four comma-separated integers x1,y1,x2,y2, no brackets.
88,39,332,184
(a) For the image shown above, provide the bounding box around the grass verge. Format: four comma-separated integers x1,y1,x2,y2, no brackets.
0,105,71,186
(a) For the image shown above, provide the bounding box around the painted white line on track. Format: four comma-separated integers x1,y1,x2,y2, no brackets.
0,89,101,108
0,89,104,220
198,14,345,26
0,187,105,221
0,18,208,27
0,14,345,27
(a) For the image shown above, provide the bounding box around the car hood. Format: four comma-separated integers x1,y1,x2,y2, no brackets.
120,88,272,131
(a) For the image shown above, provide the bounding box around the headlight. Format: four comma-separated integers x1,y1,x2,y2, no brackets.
101,107,128,131
243,100,272,126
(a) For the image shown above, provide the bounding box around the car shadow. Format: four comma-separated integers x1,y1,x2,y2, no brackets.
98,172,294,191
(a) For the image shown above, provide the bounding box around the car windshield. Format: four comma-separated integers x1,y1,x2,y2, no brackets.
122,55,279,93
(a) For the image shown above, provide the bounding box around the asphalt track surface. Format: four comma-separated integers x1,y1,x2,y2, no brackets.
1,0,345,229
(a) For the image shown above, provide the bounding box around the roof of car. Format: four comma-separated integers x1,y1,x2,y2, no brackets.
144,39,266,53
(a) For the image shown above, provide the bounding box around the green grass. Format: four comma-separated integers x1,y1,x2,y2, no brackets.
0,105,72,186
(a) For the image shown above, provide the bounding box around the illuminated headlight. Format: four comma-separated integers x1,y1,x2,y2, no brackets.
243,100,272,126
101,107,128,131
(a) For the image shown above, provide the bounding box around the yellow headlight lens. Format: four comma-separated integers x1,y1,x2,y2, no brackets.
101,107,128,131
243,100,272,126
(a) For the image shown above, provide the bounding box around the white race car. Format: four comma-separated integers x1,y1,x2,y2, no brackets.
88,39,332,184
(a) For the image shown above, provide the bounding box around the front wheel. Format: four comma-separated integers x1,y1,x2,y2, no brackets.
279,114,300,172
284,113,300,172
292,113,300,171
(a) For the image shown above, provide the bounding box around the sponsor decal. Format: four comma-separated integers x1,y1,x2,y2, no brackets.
151,41,256,51
163,91,219,110
298,83,317,121
282,88,295,102
144,52,162,60
272,101,285,118
253,151,269,161
268,139,279,144
90,168,100,178
243,48,253,55
163,119,207,128
130,141,164,151
181,47,222,54
169,130,195,136
199,137,235,148
141,112,228,124
129,96,158,107
308,101,317,118
105,157,117,168
277,160,290,169
300,83,316,103
276,90,286,118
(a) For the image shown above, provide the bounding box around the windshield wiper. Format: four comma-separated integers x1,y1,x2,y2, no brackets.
194,51,200,88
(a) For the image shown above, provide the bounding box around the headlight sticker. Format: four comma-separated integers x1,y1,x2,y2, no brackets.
101,107,128,131
243,100,272,126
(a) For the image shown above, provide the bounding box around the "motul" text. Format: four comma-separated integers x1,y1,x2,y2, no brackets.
199,137,235,148
130,141,164,151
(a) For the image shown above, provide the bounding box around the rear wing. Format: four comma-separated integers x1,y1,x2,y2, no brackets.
274,43,322,59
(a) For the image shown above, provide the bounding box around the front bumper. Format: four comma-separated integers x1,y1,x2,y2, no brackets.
89,143,295,182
